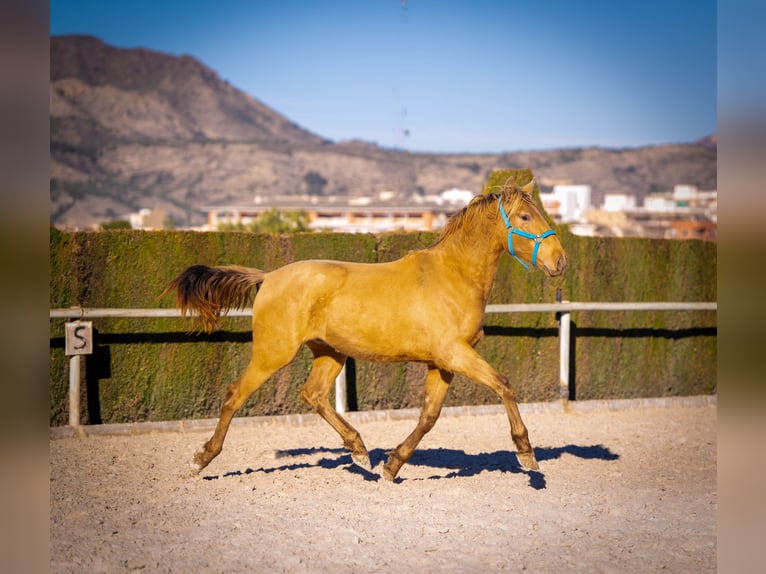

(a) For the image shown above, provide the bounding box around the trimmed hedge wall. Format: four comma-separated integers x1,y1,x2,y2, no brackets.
49,174,716,426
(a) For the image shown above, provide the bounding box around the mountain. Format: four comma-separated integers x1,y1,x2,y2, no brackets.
51,35,327,147
50,35,717,229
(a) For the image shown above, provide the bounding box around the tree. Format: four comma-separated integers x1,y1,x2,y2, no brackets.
304,171,327,196
219,209,310,233
100,219,131,230
217,221,247,231
250,209,309,233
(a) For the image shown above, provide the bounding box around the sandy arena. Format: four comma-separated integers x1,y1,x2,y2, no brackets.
50,397,716,573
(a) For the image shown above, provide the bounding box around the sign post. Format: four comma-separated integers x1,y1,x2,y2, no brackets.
65,321,93,427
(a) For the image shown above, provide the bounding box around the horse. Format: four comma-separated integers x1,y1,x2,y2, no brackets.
163,178,567,481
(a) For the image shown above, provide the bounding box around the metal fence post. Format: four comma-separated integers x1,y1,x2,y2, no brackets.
69,355,81,427
557,289,571,401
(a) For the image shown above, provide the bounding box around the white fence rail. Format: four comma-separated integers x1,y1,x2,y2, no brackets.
50,301,717,319
50,301,717,427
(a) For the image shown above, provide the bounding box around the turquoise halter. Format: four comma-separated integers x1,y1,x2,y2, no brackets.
496,195,557,270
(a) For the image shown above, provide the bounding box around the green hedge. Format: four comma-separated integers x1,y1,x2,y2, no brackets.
49,227,716,426
49,175,716,425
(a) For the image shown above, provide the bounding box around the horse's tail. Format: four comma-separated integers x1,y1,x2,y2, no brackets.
162,264,267,333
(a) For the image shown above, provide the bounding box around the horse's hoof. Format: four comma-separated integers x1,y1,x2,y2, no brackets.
517,451,539,471
351,451,371,471
381,450,405,482
381,462,398,482
187,451,211,475
180,461,202,479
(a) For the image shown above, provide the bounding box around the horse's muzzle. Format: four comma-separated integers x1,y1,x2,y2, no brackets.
545,253,567,277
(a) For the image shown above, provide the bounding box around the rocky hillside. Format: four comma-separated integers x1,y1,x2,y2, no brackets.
50,35,717,229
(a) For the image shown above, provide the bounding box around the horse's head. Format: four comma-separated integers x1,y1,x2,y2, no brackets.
497,179,567,277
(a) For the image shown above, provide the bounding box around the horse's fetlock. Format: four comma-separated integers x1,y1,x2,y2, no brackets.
511,428,529,441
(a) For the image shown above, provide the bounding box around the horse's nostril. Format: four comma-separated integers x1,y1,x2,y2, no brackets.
557,255,566,272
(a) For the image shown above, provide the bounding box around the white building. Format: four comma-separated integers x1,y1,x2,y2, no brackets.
644,195,677,212
440,188,475,205
415,188,475,206
540,185,591,223
673,185,697,203
602,193,636,212
128,208,166,230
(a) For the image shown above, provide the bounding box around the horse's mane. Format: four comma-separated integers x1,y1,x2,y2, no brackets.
438,183,529,243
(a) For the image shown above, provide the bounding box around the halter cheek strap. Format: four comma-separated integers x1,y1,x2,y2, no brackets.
497,195,557,270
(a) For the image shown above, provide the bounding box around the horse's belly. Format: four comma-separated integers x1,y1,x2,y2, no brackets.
321,325,433,363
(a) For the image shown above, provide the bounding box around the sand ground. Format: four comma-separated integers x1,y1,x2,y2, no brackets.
50,397,716,573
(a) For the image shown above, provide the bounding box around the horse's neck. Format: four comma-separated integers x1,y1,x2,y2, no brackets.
429,231,504,303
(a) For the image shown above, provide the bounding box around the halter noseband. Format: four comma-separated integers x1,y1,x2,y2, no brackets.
497,195,557,270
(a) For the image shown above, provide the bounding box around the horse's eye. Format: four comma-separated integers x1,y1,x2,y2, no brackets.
520,213,530,222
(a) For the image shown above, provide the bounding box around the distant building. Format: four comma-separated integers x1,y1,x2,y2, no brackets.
602,193,636,212
440,188,475,205
644,195,677,212
540,185,591,223
643,185,717,221
579,184,717,241
128,208,166,230
669,220,717,241
205,188,476,233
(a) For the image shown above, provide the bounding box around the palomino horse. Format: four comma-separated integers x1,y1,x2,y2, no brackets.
164,178,566,480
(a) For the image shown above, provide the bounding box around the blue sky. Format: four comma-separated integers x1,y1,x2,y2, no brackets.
50,0,716,153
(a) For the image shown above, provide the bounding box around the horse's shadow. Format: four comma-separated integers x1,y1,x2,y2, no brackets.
203,444,619,491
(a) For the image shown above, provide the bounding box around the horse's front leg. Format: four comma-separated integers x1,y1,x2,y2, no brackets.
382,366,453,481
439,344,538,471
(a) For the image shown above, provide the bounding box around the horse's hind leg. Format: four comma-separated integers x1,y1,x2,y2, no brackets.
383,366,452,481
300,342,370,468
192,347,295,473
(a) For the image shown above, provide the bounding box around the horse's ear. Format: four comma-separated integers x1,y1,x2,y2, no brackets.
520,179,536,195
